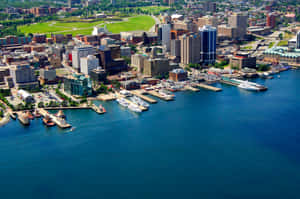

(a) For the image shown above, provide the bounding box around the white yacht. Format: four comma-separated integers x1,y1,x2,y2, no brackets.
130,96,150,108
238,82,260,91
128,103,142,113
116,98,129,107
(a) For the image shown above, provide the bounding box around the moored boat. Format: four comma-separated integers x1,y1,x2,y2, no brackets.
26,111,35,120
18,112,30,126
43,115,56,127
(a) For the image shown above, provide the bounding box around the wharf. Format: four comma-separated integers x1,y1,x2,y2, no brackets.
130,90,157,104
116,93,148,111
97,93,116,101
184,85,200,92
147,90,174,101
38,108,71,129
193,83,222,92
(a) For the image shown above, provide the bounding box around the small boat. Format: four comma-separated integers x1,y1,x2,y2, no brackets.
92,104,106,114
99,104,106,113
34,109,41,118
130,96,150,108
116,98,129,107
55,110,66,119
26,111,35,120
10,112,17,120
43,115,56,127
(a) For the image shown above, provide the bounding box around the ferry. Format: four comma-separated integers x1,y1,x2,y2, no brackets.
128,103,142,113
130,96,149,108
18,112,30,126
116,98,129,107
238,81,260,91
232,79,267,90
43,115,56,127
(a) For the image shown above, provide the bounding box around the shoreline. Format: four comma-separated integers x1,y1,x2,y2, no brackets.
0,113,10,127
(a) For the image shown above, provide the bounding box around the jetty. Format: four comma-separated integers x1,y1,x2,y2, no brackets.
193,83,222,92
130,90,157,104
184,85,200,92
147,90,174,101
38,108,71,129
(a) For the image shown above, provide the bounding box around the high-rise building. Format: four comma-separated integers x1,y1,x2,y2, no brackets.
199,25,217,65
203,1,216,13
9,63,38,89
180,33,201,65
228,12,248,39
72,46,96,72
266,13,277,28
296,31,300,49
161,24,171,52
64,74,92,96
80,55,99,75
197,16,218,29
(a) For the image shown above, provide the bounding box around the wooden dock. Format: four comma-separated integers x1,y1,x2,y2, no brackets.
130,90,157,104
38,108,71,129
194,83,222,92
147,90,174,101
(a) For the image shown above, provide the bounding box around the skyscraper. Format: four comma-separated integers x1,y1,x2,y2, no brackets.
72,46,96,72
161,24,171,52
228,12,248,39
180,33,201,65
199,25,217,65
296,31,300,49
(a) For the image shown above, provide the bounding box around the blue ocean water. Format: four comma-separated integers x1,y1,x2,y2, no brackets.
1,70,300,198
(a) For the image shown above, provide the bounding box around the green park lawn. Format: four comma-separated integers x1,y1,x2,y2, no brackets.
18,15,155,37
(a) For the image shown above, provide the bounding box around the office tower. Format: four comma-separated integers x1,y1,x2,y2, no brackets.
228,12,248,39
267,13,277,28
180,33,201,65
203,1,216,13
72,46,96,72
161,24,171,52
199,25,217,65
80,55,99,75
9,64,38,89
197,15,218,28
170,39,181,58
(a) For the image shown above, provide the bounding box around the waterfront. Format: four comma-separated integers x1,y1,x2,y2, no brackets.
1,70,300,198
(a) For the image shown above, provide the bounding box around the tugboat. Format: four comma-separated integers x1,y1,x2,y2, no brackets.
26,111,35,120
34,109,41,118
55,110,66,119
43,115,56,127
18,112,30,126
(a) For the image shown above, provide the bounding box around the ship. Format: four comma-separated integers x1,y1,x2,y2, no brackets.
18,112,30,126
238,81,260,91
116,98,129,107
43,115,56,127
128,103,142,113
34,109,42,118
232,79,267,91
26,111,35,120
92,104,106,114
130,96,149,108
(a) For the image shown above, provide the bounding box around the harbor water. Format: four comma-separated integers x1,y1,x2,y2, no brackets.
1,70,300,198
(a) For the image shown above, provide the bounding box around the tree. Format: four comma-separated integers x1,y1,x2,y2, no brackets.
38,102,44,108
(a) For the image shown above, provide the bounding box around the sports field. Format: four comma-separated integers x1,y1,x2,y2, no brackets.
18,15,155,36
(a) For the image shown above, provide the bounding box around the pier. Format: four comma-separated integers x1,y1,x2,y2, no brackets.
220,80,239,86
147,90,174,101
38,108,71,129
130,90,157,104
184,85,200,92
193,83,222,92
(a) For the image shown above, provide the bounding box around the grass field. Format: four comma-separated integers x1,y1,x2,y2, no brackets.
18,15,155,37
277,40,288,46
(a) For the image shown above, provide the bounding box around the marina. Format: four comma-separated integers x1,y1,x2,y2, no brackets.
38,108,72,129
130,90,157,104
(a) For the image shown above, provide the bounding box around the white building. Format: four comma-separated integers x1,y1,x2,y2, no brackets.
17,89,34,103
72,46,96,72
80,55,99,75
161,24,171,52
92,26,109,36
